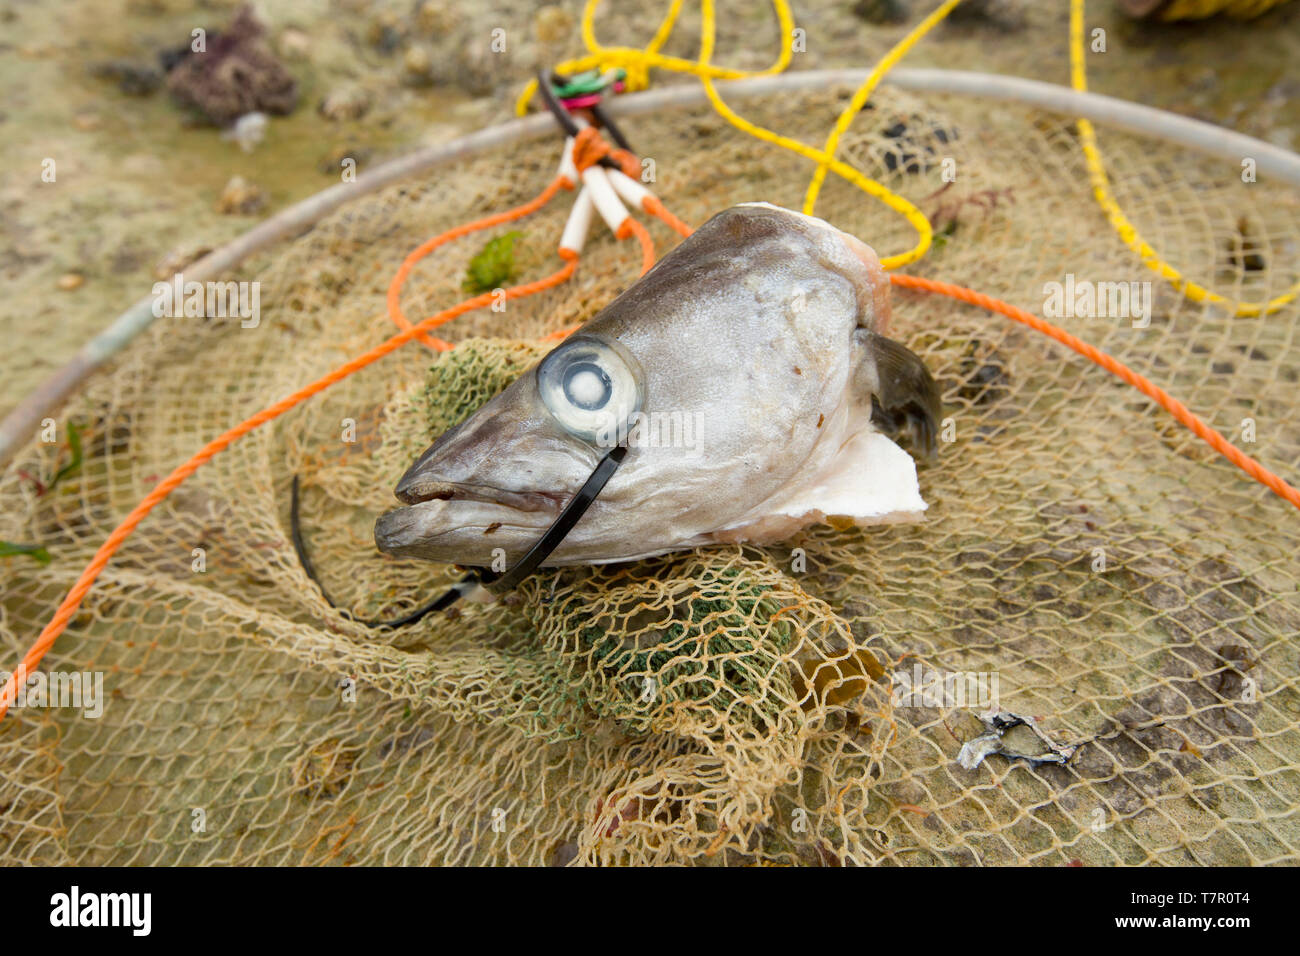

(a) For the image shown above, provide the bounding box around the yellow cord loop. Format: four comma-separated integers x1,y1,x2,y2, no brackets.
803,0,963,216
1070,0,1298,317
515,0,790,116
519,0,954,271
696,0,941,269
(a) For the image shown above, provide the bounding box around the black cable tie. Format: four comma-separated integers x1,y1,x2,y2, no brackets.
542,70,624,171
482,443,627,595
291,474,477,629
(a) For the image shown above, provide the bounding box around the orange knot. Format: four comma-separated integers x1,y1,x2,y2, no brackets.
572,126,640,179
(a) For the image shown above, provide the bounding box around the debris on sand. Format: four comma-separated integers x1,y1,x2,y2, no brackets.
319,86,372,122
851,0,910,24
216,176,266,215
165,6,298,126
221,111,269,152
957,710,1079,770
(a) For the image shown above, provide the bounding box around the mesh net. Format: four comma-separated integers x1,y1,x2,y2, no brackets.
3,84,1299,866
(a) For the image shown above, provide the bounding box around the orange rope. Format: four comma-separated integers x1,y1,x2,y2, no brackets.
617,217,657,276
643,196,693,239
387,175,568,350
888,273,1300,513
572,126,640,177
1,252,577,719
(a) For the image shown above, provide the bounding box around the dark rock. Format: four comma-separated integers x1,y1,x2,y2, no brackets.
851,0,910,24
165,6,298,126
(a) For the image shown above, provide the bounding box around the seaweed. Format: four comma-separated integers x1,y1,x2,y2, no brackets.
461,232,522,295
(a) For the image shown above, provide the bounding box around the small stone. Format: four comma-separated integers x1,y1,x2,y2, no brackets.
216,175,265,215
535,5,575,45
947,0,1029,29
415,0,458,35
319,85,371,122
367,11,406,54
851,0,909,23
58,272,85,291
403,45,433,86
221,111,269,152
277,28,310,60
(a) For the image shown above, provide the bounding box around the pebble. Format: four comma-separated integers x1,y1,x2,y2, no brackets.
403,46,434,86
851,0,909,23
58,272,85,291
319,86,371,122
222,111,269,152
318,144,372,175
90,60,162,96
367,11,406,54
415,0,458,35
216,176,265,215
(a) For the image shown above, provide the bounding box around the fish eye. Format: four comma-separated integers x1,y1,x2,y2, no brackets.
537,335,644,445
563,362,611,410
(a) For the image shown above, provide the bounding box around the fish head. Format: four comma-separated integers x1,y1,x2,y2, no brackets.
375,202,940,568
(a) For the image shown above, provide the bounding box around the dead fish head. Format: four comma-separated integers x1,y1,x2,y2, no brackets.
375,202,940,568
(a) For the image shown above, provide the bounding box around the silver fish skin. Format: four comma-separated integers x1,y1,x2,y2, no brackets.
374,202,939,567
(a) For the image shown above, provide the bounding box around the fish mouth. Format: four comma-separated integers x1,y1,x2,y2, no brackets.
394,478,563,513
375,487,558,562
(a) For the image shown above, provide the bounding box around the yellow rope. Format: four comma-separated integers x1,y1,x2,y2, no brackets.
695,0,935,268
515,0,791,116
519,0,950,270
802,0,963,216
1070,0,1298,316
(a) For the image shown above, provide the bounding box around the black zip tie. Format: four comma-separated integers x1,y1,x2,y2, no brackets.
481,443,628,595
537,69,581,137
291,474,477,628
551,70,634,154
590,102,632,153
291,443,628,624
538,70,622,171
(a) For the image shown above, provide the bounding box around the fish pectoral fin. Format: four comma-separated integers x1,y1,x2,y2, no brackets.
711,428,927,545
856,331,942,457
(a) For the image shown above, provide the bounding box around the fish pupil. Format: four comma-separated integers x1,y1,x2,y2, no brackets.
564,362,612,410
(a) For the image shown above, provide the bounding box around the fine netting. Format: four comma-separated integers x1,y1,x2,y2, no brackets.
2,84,1299,865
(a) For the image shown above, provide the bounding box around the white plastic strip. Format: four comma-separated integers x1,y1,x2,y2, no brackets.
581,166,630,235
559,187,595,256
607,169,653,210
558,136,578,187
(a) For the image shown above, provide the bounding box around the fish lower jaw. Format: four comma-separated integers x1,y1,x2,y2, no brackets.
373,497,552,561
